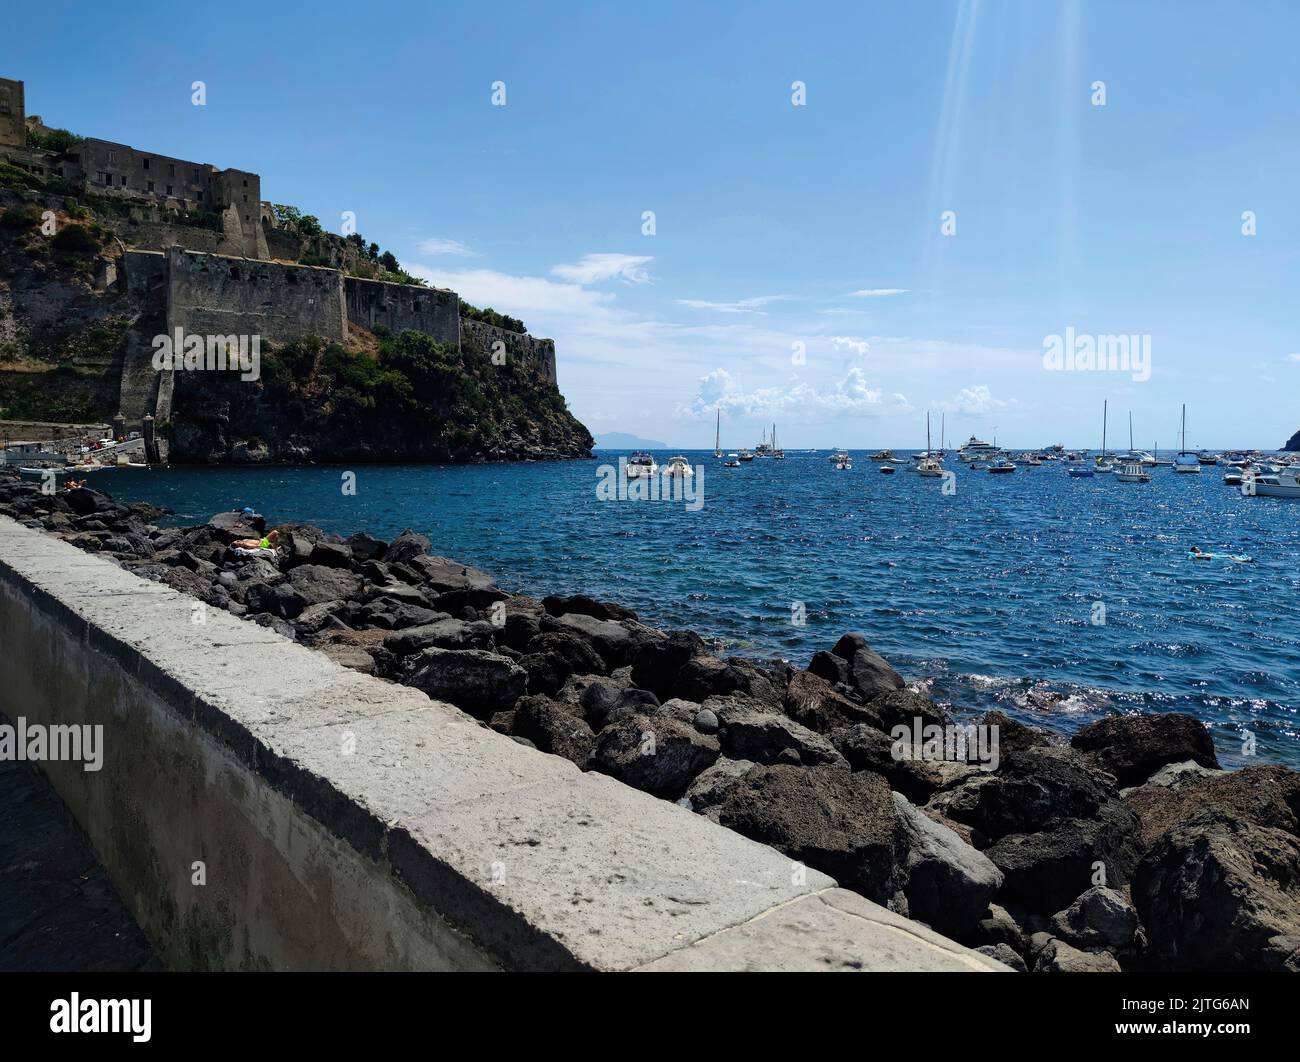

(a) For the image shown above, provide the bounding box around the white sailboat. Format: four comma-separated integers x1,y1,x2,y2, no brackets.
1094,401,1116,473
1174,404,1201,473
916,412,944,476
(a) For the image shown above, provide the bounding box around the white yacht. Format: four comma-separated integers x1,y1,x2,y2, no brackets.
625,452,658,478
957,435,1001,461
1117,462,1151,483
830,449,852,470
1248,468,1300,498
662,455,694,478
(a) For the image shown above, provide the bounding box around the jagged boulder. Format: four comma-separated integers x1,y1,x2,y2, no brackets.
630,629,706,699
1133,812,1300,971
719,764,901,904
717,702,845,767
511,694,595,768
892,792,1004,938
1033,938,1121,973
985,800,1144,913
590,712,720,798
1070,712,1219,788
830,633,905,699
404,647,526,718
783,670,883,733
680,758,756,820
1049,886,1141,951
1124,763,1300,845
288,564,363,605
384,618,491,657
386,528,432,566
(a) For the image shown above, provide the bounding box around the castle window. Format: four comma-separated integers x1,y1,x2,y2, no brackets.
242,179,247,187
120,175,127,186
147,180,154,192
166,185,173,195
169,163,175,177
142,157,149,170
197,191,203,202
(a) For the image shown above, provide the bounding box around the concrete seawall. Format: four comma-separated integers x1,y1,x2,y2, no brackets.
0,516,1003,972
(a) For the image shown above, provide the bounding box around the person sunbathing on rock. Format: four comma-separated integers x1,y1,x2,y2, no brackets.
232,529,280,553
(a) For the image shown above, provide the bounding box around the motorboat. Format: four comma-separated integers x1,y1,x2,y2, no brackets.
879,464,896,474
723,453,741,468
1067,466,1095,478
662,455,694,478
738,449,755,462
869,450,894,461
957,435,1001,461
831,449,853,470
625,452,658,477
1117,462,1151,483
988,458,1016,474
1248,468,1300,498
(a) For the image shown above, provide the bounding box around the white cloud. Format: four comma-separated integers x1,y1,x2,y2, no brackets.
829,336,870,358
403,265,616,320
849,288,909,298
675,295,789,315
417,237,475,257
679,366,908,418
937,385,1015,415
1288,352,1300,362
551,253,653,285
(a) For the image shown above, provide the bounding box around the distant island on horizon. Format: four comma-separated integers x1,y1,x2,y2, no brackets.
593,432,670,450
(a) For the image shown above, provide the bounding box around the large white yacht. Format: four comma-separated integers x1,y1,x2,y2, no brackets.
957,435,1001,461
625,452,658,478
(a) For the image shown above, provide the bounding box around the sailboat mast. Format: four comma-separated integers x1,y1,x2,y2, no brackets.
714,408,720,456
1129,411,1133,451
1102,400,1108,455
926,410,932,453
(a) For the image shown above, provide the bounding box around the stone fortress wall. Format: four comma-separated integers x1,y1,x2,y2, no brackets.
1,75,564,457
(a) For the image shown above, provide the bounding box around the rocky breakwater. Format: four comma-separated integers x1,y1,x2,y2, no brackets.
2,469,1297,973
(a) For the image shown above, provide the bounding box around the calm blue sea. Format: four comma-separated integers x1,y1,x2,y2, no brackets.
100,451,1300,769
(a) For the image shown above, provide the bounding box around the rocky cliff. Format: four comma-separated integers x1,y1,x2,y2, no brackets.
1283,429,1299,452
0,181,593,463
168,330,592,463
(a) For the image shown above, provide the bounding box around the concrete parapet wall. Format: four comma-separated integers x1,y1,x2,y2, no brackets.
0,518,1002,971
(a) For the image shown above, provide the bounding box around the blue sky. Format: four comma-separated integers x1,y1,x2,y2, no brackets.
6,0,1298,447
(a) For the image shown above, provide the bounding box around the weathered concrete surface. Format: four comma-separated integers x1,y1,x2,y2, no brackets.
0,516,1001,971
0,751,155,972
635,888,1009,972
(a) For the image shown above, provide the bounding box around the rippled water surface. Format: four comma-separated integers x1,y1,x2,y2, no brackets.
101,451,1300,768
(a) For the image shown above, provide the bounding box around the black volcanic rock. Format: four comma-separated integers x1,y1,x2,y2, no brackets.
1070,712,1219,787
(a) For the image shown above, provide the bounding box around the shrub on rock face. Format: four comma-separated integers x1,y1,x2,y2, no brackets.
590,712,720,798
1133,811,1300,972
718,764,902,905
1070,712,1219,788
404,647,526,718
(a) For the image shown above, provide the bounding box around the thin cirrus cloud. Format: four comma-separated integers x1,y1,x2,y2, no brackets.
551,253,653,285
849,288,909,298
417,237,476,257
675,295,789,315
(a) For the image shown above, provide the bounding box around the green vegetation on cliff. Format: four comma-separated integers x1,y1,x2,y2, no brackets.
169,330,592,463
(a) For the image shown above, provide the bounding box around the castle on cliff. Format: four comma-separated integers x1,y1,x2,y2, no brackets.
0,76,559,461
